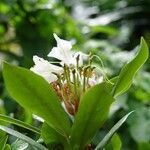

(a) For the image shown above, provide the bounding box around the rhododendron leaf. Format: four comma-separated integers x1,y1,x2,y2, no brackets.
3,63,70,137
112,38,149,97
70,83,114,150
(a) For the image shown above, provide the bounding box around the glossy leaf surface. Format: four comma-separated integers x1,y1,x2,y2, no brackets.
3,63,70,137
41,122,65,145
112,38,149,97
70,83,114,150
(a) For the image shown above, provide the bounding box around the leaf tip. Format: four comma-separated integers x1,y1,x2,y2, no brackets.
127,110,135,116
140,36,146,43
124,111,135,122
2,62,12,71
2,62,12,77
140,37,149,55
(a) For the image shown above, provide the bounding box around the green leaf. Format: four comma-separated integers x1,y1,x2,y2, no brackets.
138,142,150,150
112,38,149,97
105,133,122,150
0,125,48,150
95,111,133,150
110,133,122,150
0,135,8,150
70,83,114,150
4,144,11,150
3,63,70,137
0,114,40,134
41,122,65,145
41,123,70,149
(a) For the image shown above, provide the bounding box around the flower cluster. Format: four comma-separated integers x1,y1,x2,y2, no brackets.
30,34,103,115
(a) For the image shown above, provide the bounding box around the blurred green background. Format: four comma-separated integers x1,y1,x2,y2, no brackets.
0,0,150,149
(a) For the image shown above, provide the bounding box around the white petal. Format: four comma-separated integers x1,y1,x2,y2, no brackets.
88,77,97,86
53,33,72,51
33,55,62,73
61,102,74,121
88,75,103,86
48,34,74,66
42,73,58,83
48,47,64,60
98,76,103,83
30,55,63,83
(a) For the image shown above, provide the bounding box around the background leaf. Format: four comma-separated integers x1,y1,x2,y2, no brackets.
0,135,8,150
11,139,29,150
127,106,150,143
4,144,11,150
0,114,40,134
95,111,133,150
112,38,149,97
105,133,122,150
3,63,71,137
70,83,114,150
0,125,48,150
41,122,66,149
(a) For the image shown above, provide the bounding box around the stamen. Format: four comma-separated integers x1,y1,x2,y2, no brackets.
76,55,80,89
90,54,113,85
76,54,80,69
83,66,90,92
64,64,72,90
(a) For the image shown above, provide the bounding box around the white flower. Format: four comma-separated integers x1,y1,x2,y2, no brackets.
48,33,87,66
30,55,62,83
48,34,74,65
